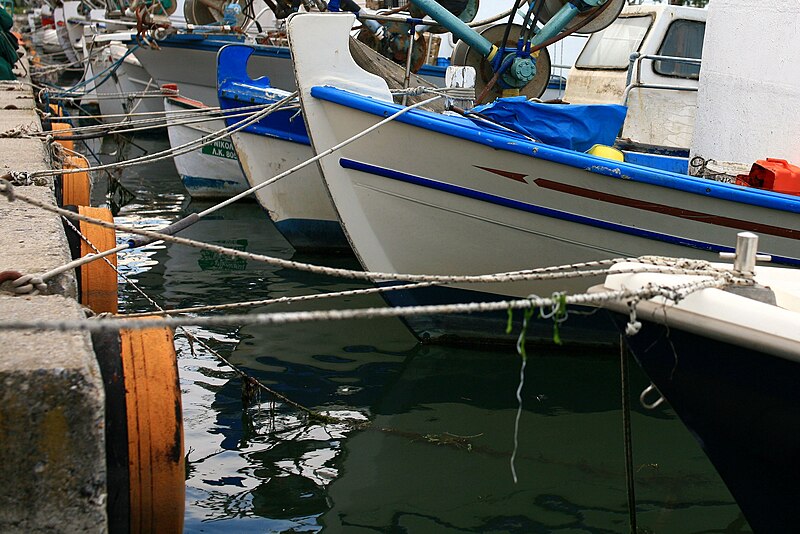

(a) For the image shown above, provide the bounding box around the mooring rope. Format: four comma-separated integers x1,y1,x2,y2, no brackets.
38,45,140,97
39,102,270,135
25,93,297,178
0,182,745,289
1,180,747,290
120,281,441,317
620,335,639,533
0,277,741,331
40,104,288,141
61,214,342,422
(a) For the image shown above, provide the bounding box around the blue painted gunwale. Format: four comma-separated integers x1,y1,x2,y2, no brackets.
126,33,292,58
218,88,309,145
217,44,310,145
309,85,800,214
339,158,800,267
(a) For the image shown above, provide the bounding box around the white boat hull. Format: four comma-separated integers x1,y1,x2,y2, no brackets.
165,97,249,198
289,13,800,344
231,129,346,250
89,43,165,122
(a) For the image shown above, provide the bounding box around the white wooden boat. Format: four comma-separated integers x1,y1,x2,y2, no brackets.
86,37,166,121
594,233,800,532
288,12,800,345
53,2,80,64
216,44,348,251
164,90,249,198
132,34,298,105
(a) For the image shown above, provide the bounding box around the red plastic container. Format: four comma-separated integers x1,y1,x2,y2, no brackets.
735,158,800,196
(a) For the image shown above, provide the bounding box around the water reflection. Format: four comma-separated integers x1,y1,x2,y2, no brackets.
96,136,749,533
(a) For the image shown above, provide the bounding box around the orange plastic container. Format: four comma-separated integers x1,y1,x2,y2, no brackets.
735,158,800,196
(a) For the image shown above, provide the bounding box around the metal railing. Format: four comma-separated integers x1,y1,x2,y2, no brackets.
622,52,702,105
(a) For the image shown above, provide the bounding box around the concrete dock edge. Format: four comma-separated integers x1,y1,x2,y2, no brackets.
0,65,108,531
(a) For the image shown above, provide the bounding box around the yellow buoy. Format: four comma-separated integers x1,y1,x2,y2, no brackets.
587,144,625,162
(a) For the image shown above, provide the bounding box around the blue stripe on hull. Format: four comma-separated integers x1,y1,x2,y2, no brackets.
274,218,350,252
312,85,800,214
339,158,800,267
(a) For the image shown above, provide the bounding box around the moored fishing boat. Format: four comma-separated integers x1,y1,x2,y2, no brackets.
216,37,446,250
563,3,706,150
132,33,298,104
216,45,348,250
164,86,250,198
287,6,800,346
594,232,800,532
86,37,167,122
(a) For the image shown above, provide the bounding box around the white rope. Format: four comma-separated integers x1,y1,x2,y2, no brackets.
0,184,743,287
0,241,127,295
197,93,443,217
28,93,297,178
44,105,290,140
121,281,441,317
0,277,739,332
40,103,270,135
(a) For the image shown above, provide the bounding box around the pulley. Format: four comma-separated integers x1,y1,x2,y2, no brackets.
455,23,552,100
534,0,625,35
409,0,479,34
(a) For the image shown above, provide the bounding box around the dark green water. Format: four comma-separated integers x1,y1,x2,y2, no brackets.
95,136,751,533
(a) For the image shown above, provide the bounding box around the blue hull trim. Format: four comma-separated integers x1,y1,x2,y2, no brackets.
274,218,350,252
622,150,689,174
416,64,446,80
381,284,619,347
613,315,800,533
339,158,800,267
311,85,800,214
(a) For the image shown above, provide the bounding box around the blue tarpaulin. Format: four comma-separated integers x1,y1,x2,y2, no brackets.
471,97,628,153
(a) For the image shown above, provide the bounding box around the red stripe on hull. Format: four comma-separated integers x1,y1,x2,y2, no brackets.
534,178,800,240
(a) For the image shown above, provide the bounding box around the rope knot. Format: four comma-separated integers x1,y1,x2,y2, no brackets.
625,300,642,336
9,171,32,187
0,271,47,295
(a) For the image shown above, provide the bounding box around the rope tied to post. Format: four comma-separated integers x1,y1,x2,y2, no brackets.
0,270,48,295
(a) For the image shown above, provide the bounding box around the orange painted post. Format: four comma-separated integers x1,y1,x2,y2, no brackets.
77,206,118,314
119,326,185,533
62,155,90,206
50,122,74,151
